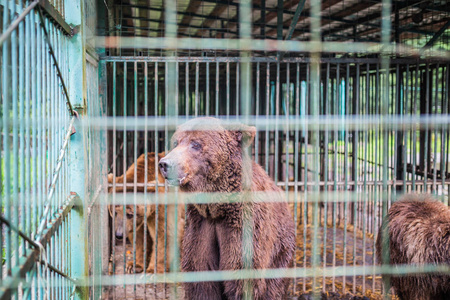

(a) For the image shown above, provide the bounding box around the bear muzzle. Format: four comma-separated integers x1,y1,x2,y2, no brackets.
159,158,188,186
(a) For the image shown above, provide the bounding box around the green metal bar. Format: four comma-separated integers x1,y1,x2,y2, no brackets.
309,0,321,289
227,62,230,118
96,37,450,58
285,63,290,200
2,0,12,282
74,114,450,132
32,3,40,244
265,62,270,173
380,1,392,298
35,117,76,240
239,1,253,297
236,63,240,116
111,61,117,286
206,62,210,115
424,64,430,192
284,0,306,41
0,213,76,284
66,0,88,297
195,62,199,116
276,0,282,41
101,55,450,64
255,62,260,164
143,60,149,296
322,62,330,294
133,61,138,296
122,61,127,292
362,62,370,294
186,62,189,116
442,65,449,202
18,0,27,262
215,62,219,116
293,62,300,295
164,60,169,285
37,6,74,116
372,63,381,292
176,61,179,117
432,66,439,194
403,64,409,193
75,263,450,286
412,65,419,191
0,194,79,300
352,64,360,293
25,0,32,243
11,0,20,285
342,64,350,294
0,0,39,46
154,61,159,279
274,62,280,185
423,19,450,49
302,63,309,292
332,64,339,292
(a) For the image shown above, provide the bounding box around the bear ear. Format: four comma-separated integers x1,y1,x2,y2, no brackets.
230,124,256,148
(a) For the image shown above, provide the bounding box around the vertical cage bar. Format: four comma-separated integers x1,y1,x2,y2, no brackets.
265,62,270,173
255,62,260,164
293,62,300,295
143,60,149,298
274,62,280,184
195,61,199,116
133,61,138,296
122,61,128,292
206,62,210,115
185,62,189,116
322,62,330,294
215,62,219,116
226,62,230,118
1,0,12,281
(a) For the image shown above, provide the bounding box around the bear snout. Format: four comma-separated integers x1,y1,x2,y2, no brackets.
115,227,124,240
159,157,186,185
159,159,169,179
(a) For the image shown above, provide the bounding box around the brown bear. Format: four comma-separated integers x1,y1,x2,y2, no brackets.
108,152,185,274
159,117,295,299
108,152,166,193
376,194,450,300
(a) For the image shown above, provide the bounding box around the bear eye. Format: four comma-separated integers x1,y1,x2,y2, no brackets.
190,141,201,150
173,141,178,147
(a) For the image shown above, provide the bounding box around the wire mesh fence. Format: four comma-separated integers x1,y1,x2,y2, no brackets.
0,0,81,299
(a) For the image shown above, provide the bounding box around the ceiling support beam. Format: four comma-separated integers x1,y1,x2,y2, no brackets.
285,0,307,41
423,19,450,49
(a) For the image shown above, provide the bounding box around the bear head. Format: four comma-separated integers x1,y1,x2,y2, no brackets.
158,117,256,193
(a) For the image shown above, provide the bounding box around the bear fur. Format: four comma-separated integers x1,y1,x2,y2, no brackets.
376,194,450,300
159,117,295,300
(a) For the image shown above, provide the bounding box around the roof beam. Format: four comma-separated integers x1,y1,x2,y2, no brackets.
178,0,202,34
263,0,342,37
323,7,449,43
291,0,379,39
321,0,425,39
194,3,230,37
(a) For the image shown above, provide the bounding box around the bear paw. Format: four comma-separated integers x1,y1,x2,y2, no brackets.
126,261,144,274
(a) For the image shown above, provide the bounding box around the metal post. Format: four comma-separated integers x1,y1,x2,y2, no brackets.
65,0,88,299
97,0,110,291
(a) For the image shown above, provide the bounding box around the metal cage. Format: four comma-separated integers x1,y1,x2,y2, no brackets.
1,0,450,299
